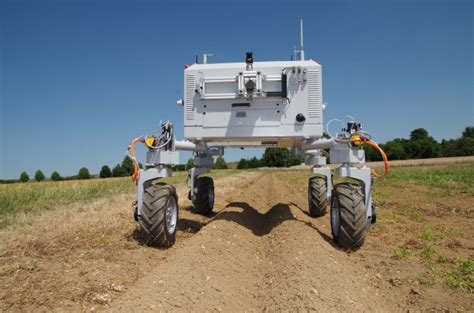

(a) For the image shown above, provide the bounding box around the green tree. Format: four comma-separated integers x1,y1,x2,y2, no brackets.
363,145,382,161
440,139,458,157
186,158,195,169
99,165,112,178
34,170,45,182
214,156,228,169
112,164,126,177
462,127,474,138
50,171,62,181
77,167,91,180
457,126,474,156
237,158,249,169
410,128,429,141
247,157,261,168
383,138,409,160
288,152,303,166
171,164,186,171
261,148,292,167
19,172,29,183
121,156,134,176
439,127,474,157
406,128,439,159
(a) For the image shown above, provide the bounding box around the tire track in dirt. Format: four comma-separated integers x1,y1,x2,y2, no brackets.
110,172,397,311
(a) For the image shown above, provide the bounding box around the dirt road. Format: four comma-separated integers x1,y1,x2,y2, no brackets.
1,165,472,312
111,173,397,311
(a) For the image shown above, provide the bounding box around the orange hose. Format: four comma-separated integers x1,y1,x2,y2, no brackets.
363,139,389,178
129,137,145,182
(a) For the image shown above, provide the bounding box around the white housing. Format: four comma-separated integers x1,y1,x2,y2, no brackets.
183,60,324,148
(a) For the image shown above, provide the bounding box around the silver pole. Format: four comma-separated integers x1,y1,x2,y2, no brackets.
300,19,305,61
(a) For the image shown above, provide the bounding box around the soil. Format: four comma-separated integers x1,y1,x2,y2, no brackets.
0,164,472,312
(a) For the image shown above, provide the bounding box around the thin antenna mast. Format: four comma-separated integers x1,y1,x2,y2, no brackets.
300,19,305,61
203,53,213,64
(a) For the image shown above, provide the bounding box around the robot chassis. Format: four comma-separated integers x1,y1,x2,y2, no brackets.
129,49,388,250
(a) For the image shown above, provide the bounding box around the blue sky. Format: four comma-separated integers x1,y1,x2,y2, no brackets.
0,0,472,179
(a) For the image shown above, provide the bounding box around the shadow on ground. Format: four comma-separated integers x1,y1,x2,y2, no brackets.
213,201,338,248
129,201,338,249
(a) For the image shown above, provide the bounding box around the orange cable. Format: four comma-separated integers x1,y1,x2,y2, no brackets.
129,137,145,182
363,139,389,178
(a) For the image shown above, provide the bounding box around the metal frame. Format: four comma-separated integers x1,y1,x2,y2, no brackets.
136,135,374,224
133,20,375,228
305,139,374,221
135,166,171,219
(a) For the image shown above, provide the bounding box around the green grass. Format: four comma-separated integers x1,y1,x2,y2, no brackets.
420,225,456,242
375,163,474,196
421,227,439,241
446,258,473,293
0,169,251,229
418,244,437,262
0,178,136,229
436,255,449,264
418,272,436,287
391,246,412,260
0,171,191,229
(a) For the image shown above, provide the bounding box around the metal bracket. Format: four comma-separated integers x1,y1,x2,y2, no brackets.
311,166,332,199
146,150,179,165
188,152,214,200
305,149,327,167
306,149,331,199
188,167,210,200
136,166,172,218
334,165,373,219
329,143,365,164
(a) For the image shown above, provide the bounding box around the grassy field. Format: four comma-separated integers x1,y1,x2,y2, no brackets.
1,164,471,228
0,169,245,230
375,163,474,196
0,178,135,229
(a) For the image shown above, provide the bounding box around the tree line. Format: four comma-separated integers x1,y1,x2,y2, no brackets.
185,156,229,170
13,167,93,183
364,127,473,161
4,126,471,183
5,155,230,184
237,148,303,169
99,156,136,178
2,156,137,183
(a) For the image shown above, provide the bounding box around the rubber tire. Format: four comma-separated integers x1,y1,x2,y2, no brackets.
192,177,214,215
331,182,370,250
308,176,328,217
139,183,178,247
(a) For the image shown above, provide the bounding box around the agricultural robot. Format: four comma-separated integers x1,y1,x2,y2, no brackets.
128,21,389,250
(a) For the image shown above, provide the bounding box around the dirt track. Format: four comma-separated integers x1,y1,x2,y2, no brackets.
111,173,396,311
1,164,472,312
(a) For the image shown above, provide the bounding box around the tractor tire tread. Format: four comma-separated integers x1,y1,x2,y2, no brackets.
192,177,214,215
332,182,370,250
138,183,177,247
308,176,328,217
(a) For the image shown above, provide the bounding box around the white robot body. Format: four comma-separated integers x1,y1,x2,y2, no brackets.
183,60,323,147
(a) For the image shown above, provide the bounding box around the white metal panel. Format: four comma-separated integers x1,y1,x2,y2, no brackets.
185,74,196,121
307,69,322,118
183,60,323,143
203,109,281,127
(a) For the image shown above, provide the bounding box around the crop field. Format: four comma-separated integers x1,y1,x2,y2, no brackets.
0,159,473,311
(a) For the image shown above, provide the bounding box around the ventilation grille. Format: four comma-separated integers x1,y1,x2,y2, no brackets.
307,69,322,118
185,74,196,121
